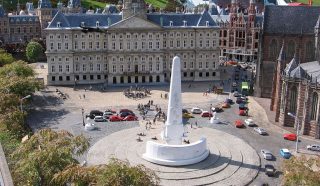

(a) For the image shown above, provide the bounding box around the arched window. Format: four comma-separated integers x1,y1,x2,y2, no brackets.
311,92,318,120
289,86,297,113
306,41,315,61
269,39,278,59
287,40,295,59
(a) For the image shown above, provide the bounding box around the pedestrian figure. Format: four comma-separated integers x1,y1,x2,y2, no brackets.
90,85,92,90
151,100,153,105
153,117,156,124
161,93,162,98
191,123,193,128
195,121,198,127
83,94,85,99
84,88,87,92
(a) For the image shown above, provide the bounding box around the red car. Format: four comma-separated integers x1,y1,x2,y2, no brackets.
239,109,247,116
235,120,244,128
123,115,138,121
109,115,123,122
120,109,133,113
283,133,297,141
201,111,213,117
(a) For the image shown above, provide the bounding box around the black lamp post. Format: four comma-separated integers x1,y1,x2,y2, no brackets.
82,108,85,126
209,103,212,120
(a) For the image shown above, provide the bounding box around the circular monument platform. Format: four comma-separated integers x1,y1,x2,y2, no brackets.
87,124,261,186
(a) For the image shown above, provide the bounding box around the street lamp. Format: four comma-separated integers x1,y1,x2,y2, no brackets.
20,95,31,112
81,108,85,126
209,103,212,120
287,112,300,153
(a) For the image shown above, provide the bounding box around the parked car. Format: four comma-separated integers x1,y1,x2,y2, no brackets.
212,107,223,113
109,115,123,122
306,144,320,151
225,98,233,104
239,109,247,116
103,111,115,119
86,110,103,119
201,111,213,117
222,103,230,108
191,107,203,114
94,116,107,122
123,115,138,121
236,97,243,104
245,119,255,127
265,164,275,177
233,91,240,97
280,148,292,159
120,112,135,118
261,149,273,160
235,120,244,128
254,127,267,135
283,133,297,141
239,103,247,110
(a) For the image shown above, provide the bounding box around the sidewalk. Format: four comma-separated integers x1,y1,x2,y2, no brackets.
250,96,320,143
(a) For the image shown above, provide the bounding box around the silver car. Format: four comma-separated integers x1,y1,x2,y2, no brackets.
254,127,267,135
261,149,273,160
307,144,320,151
94,116,106,122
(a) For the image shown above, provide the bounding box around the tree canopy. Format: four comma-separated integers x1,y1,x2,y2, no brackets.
282,155,320,186
0,49,15,67
11,129,90,186
26,41,44,63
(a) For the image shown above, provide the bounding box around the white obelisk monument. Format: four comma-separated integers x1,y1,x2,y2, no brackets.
143,56,209,166
162,56,185,145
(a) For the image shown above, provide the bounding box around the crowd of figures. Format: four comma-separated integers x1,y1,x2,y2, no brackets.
124,86,151,99
137,100,167,130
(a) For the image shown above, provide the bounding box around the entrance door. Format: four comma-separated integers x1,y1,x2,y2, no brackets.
128,76,131,83
156,75,160,82
135,76,138,83
149,76,153,82
113,77,117,84
142,76,145,83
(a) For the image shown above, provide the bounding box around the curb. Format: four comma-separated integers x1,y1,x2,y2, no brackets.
0,143,14,186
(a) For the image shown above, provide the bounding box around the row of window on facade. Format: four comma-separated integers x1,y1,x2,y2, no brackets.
48,31,218,40
48,39,217,51
285,86,319,121
269,39,315,61
51,61,216,73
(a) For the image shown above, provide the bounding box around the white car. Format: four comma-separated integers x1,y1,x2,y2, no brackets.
191,107,203,114
245,119,255,127
307,144,320,151
233,91,240,97
84,123,96,131
94,116,106,122
261,149,273,160
254,127,267,135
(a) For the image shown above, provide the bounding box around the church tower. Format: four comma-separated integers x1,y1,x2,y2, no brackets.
122,0,146,19
36,0,53,38
229,0,237,26
248,0,256,27
315,15,320,61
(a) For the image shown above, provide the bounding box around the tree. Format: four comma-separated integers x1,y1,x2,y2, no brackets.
0,49,15,67
0,60,35,78
26,41,44,62
52,158,160,186
282,155,320,186
11,129,90,186
164,0,182,12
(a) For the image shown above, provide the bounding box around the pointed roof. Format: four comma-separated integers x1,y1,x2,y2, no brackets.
197,10,216,26
277,42,285,62
38,0,52,8
316,15,320,29
284,54,299,76
47,11,70,28
290,66,308,79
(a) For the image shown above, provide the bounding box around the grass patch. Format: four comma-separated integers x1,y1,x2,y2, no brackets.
82,0,107,9
0,130,20,161
146,0,168,8
293,0,320,5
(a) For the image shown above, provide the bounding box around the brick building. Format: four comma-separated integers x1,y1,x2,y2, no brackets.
270,15,320,139
255,6,320,98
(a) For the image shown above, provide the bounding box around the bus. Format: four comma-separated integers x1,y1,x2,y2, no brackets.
241,82,249,96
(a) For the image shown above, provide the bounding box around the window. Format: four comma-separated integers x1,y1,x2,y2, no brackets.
52,76,55,81
120,65,124,72
199,40,203,47
149,62,153,71
97,75,101,79
96,21,100,27
149,42,153,49
96,42,100,49
65,43,69,50
128,64,131,71
75,63,79,71
90,63,93,71
50,43,54,50
306,41,315,61
127,42,130,50
170,40,173,47
134,42,138,49
183,61,187,68
59,65,62,72
57,43,61,50
112,42,116,50
66,76,70,81
190,62,194,68
176,40,180,47
112,65,116,72
90,75,94,80
156,62,160,71
83,75,86,80
163,41,167,48
57,22,61,27
51,65,55,72
104,63,108,71
156,42,160,49
74,41,78,49
206,61,209,68
190,40,194,47
97,64,101,71
89,42,93,49
104,42,107,49
199,62,202,68
311,92,318,120
119,42,123,50
269,39,278,59
66,65,70,72
206,40,210,47
82,64,86,72
289,86,297,113
142,42,145,49
170,21,173,26
183,40,186,47
142,64,145,71
59,76,62,81
81,42,85,49
287,40,295,59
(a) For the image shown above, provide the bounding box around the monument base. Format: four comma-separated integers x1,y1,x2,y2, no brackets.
143,138,209,166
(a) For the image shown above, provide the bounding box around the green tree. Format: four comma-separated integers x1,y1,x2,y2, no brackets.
11,129,90,186
282,155,320,186
164,0,182,12
52,158,160,186
0,60,35,78
0,49,15,67
26,41,44,62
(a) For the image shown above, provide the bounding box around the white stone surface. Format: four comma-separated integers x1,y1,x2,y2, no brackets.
163,56,185,145
143,56,209,166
